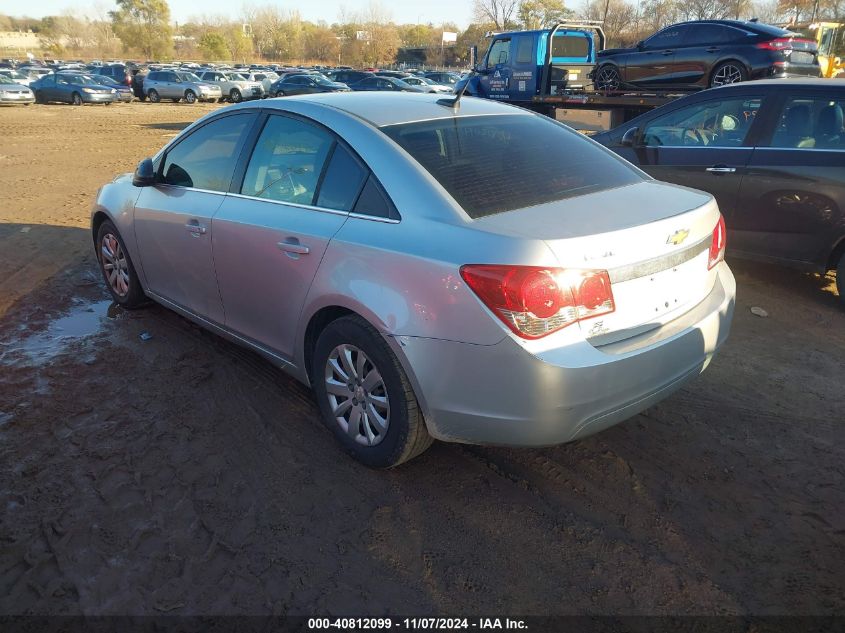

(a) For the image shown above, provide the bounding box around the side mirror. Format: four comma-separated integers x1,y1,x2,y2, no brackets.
620,127,639,147
132,157,156,187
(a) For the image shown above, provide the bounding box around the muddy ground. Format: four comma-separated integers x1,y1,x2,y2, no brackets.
0,102,843,617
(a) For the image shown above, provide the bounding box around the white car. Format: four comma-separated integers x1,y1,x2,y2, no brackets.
0,69,34,86
401,76,453,93
197,71,264,102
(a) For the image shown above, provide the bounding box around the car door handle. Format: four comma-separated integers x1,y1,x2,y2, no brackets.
662,49,674,55
277,239,310,255
706,166,737,173
185,220,207,235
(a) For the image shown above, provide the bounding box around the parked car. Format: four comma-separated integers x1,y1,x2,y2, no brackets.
197,70,264,102
270,74,349,97
244,71,279,95
423,71,461,86
89,74,134,102
594,20,822,90
90,93,735,467
30,73,118,105
326,69,375,85
143,70,222,103
349,76,425,92
399,75,452,93
0,69,35,86
593,78,845,299
91,63,132,87
374,70,411,79
0,74,35,105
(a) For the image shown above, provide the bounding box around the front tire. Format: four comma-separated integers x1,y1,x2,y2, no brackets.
184,90,196,104
311,315,432,468
595,64,621,90
96,221,146,308
148,89,160,103
710,61,747,87
71,92,83,106
230,88,242,103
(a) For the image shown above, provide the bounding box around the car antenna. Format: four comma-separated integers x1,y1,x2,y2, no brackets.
437,69,475,111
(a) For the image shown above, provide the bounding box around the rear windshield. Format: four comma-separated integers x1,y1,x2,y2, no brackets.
381,113,641,219
552,34,590,58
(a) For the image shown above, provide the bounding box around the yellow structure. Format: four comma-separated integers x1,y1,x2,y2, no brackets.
791,22,844,78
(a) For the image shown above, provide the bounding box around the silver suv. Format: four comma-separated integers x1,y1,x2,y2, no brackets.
196,70,264,102
143,70,222,103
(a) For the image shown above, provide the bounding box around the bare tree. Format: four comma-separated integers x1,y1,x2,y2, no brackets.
473,0,520,30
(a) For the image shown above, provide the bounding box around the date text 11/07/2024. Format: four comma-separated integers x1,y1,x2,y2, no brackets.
307,618,528,630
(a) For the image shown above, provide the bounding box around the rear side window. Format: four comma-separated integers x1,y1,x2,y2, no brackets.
161,114,255,191
382,114,641,219
241,115,334,205
353,176,394,219
316,144,368,211
515,36,534,64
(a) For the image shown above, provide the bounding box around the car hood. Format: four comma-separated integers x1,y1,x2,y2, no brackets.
0,83,31,91
598,47,636,57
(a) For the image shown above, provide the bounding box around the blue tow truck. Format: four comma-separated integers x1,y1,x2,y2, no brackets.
460,23,682,131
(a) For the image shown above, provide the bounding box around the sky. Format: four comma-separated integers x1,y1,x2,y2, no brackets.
7,0,476,28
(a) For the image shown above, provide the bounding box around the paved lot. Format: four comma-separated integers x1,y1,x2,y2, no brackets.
0,102,843,616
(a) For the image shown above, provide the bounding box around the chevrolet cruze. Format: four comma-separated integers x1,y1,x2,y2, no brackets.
91,93,735,467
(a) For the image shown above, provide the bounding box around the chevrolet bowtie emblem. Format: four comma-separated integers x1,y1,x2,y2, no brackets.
667,229,690,246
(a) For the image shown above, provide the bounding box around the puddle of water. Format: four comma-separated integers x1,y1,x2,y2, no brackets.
1,299,122,365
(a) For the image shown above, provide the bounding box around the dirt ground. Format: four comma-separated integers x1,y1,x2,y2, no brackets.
0,102,843,618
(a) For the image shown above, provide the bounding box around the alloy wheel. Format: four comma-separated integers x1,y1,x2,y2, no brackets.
595,65,620,90
324,344,390,446
185,90,196,104
100,233,130,297
712,64,743,86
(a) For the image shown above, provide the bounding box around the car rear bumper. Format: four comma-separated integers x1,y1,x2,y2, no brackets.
394,262,735,447
754,64,822,80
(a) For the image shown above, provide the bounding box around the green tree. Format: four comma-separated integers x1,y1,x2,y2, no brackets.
517,0,572,29
110,0,173,59
198,31,228,60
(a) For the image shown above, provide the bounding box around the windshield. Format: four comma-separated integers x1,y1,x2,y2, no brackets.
228,73,248,81
176,72,201,82
382,114,641,218
0,75,16,84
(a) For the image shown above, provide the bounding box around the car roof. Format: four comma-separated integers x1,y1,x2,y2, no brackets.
709,78,837,90
260,92,523,127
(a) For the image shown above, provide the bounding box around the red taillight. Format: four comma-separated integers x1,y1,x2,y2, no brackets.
756,37,814,51
708,215,727,270
460,265,615,339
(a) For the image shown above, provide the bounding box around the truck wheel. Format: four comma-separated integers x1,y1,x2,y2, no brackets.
710,62,747,87
595,65,620,90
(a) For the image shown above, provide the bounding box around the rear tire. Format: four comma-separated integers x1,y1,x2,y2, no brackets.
311,315,433,468
148,89,160,103
709,61,747,87
96,220,146,308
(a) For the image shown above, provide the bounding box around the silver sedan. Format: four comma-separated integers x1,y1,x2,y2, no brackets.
91,93,735,467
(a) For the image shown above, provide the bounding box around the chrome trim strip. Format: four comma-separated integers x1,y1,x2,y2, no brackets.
753,146,845,153
608,235,710,284
224,192,351,218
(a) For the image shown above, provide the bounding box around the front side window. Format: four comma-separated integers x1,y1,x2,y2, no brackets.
241,115,334,205
645,25,688,49
161,114,254,191
487,39,511,68
382,113,641,219
642,97,762,147
768,94,845,149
